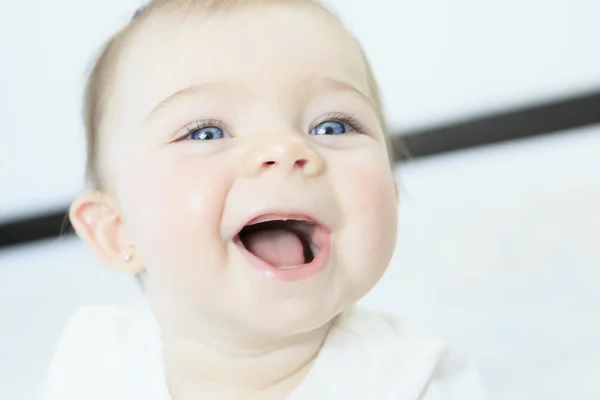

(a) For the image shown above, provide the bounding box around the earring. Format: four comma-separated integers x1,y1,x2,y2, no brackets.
123,253,133,262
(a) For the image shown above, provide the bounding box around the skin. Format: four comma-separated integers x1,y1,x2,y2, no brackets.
70,3,398,399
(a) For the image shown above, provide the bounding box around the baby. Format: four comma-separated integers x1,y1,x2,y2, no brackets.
44,1,486,399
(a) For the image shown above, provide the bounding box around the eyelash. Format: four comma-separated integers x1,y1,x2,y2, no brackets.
175,119,229,141
174,113,367,141
311,113,366,135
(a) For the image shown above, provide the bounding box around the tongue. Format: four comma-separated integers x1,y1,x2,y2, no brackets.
244,229,305,267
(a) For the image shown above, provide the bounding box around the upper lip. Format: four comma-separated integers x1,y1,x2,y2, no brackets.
233,210,328,239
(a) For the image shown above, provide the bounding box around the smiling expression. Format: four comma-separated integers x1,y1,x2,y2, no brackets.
95,2,398,337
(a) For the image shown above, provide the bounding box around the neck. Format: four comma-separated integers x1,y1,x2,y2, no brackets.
162,321,333,400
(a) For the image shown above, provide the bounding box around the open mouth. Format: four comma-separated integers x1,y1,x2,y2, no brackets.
234,215,327,270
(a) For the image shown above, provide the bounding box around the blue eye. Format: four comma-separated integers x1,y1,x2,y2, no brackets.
187,126,229,140
310,120,350,136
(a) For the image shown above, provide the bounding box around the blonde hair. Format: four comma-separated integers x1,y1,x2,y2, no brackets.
83,0,392,189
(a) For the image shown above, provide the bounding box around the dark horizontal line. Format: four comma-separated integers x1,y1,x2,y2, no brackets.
391,89,600,160
2,89,600,249
0,209,73,249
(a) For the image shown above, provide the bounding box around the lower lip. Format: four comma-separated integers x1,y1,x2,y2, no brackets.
233,231,331,282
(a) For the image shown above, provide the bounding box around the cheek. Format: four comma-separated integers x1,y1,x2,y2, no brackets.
345,160,397,250
331,144,397,228
329,147,398,281
114,150,232,279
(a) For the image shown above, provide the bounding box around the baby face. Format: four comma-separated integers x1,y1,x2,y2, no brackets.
102,3,397,337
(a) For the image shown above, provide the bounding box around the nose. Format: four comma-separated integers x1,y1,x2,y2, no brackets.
241,136,324,178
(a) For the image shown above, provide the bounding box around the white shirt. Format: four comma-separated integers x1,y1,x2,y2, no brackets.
42,305,487,400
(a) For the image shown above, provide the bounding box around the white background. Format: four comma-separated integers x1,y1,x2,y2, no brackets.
1,1,600,399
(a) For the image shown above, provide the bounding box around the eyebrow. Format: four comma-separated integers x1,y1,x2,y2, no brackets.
144,82,236,123
304,76,376,109
144,76,375,123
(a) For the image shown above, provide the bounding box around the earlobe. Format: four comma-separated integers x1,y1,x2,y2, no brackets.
69,191,143,274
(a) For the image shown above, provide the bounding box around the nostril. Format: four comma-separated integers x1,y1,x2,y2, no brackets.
257,158,309,171
294,159,308,169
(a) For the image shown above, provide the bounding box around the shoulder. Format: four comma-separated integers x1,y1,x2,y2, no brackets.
421,349,488,400
321,308,487,399
331,307,448,362
41,305,165,400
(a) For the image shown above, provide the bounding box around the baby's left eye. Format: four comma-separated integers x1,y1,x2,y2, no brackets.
310,120,352,136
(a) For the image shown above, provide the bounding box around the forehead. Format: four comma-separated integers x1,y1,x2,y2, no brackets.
111,3,372,126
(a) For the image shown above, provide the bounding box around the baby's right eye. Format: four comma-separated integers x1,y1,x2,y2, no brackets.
187,126,228,140
178,120,233,141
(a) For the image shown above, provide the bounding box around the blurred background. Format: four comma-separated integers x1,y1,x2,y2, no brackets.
1,0,599,399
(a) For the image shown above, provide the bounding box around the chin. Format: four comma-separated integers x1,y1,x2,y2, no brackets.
245,303,342,338
235,277,364,339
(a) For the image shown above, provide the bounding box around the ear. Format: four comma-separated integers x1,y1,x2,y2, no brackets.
69,191,143,274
